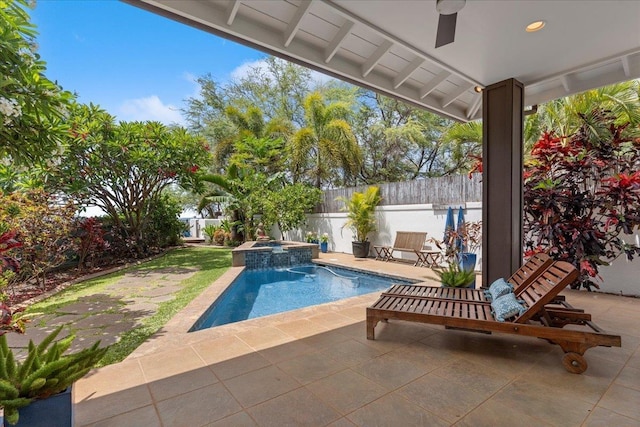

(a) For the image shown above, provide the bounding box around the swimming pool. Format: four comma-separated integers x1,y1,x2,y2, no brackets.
190,264,415,330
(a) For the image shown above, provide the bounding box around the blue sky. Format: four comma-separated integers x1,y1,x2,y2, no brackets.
30,0,267,125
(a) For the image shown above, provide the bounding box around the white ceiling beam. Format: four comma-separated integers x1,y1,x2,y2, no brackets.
466,95,482,120
393,57,424,89
319,0,481,87
622,55,631,77
284,0,313,47
324,20,354,63
225,0,241,26
361,40,393,77
419,70,450,99
441,83,473,108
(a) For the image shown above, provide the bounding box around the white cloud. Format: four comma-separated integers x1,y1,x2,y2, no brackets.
182,71,202,99
230,58,335,86
118,96,185,125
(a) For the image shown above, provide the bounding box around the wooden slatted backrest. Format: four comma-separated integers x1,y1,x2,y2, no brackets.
508,253,554,293
514,261,579,324
393,231,427,251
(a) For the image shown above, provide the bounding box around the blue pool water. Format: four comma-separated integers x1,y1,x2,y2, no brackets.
190,264,415,330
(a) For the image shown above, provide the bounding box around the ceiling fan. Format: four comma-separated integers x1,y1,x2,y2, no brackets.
435,0,466,48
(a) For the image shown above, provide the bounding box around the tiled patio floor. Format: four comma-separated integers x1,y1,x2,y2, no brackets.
74,253,640,426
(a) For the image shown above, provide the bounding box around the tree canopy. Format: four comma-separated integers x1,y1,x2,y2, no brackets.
52,104,211,254
0,0,73,165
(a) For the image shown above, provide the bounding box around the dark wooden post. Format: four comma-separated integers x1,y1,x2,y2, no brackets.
482,78,524,286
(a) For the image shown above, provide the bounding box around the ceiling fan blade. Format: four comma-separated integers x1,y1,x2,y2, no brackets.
435,12,457,48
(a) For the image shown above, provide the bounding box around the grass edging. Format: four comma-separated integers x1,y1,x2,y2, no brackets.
26,246,232,367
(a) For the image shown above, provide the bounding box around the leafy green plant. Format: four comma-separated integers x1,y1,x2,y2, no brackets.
53,104,211,256
202,224,219,244
0,0,74,166
431,263,476,288
338,186,382,242
0,327,107,425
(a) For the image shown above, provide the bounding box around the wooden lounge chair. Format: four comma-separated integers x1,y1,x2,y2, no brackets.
367,261,621,374
384,252,554,302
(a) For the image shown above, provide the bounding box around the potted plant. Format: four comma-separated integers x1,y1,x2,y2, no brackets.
0,321,107,426
319,233,329,253
431,262,476,288
305,231,319,244
338,186,382,258
443,220,482,271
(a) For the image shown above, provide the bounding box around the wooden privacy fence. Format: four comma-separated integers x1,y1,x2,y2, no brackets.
315,174,482,213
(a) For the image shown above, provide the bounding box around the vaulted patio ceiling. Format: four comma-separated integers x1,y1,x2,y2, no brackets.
126,0,640,123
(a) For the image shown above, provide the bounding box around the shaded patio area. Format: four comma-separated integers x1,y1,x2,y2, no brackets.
73,253,640,426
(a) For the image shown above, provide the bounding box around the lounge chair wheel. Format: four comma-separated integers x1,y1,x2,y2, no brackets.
562,352,587,374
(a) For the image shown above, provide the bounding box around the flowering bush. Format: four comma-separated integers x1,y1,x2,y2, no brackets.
306,231,318,243
320,233,329,243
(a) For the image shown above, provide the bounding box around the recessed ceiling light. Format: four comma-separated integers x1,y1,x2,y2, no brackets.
526,20,546,33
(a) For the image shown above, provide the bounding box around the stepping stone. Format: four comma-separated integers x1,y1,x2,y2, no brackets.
59,300,118,314
139,285,182,297
73,313,127,329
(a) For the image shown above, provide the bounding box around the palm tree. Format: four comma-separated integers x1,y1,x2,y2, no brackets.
214,105,292,171
535,81,640,143
290,92,362,188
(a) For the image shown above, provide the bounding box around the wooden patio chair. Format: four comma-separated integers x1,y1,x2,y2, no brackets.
383,253,554,302
366,261,621,374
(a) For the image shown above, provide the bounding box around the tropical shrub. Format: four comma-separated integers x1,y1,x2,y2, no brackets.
202,224,219,244
213,228,226,246
0,190,77,290
145,194,184,248
53,104,211,256
73,217,107,269
523,111,640,289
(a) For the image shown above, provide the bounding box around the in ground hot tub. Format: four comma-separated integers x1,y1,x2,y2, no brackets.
231,240,319,269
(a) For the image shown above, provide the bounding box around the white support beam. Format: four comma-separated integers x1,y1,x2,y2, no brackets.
284,0,313,47
393,57,424,89
419,70,450,99
361,40,393,77
325,20,354,63
466,95,482,120
225,0,241,26
622,55,631,77
442,83,473,108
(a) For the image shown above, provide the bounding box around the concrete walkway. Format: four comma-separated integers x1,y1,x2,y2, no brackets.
69,253,640,427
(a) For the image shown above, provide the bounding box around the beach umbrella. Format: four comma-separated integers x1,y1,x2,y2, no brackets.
456,206,466,252
444,206,455,244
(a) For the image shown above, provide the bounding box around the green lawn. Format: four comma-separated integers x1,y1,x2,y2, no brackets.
27,246,232,366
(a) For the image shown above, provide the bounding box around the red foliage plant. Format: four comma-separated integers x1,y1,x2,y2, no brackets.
523,111,640,289
74,217,107,269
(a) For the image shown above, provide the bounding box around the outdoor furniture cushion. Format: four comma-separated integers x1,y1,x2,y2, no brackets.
483,278,514,301
491,292,527,322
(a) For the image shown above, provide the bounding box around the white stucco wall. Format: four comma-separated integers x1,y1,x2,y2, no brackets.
597,233,640,296
276,203,483,269
273,205,639,297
